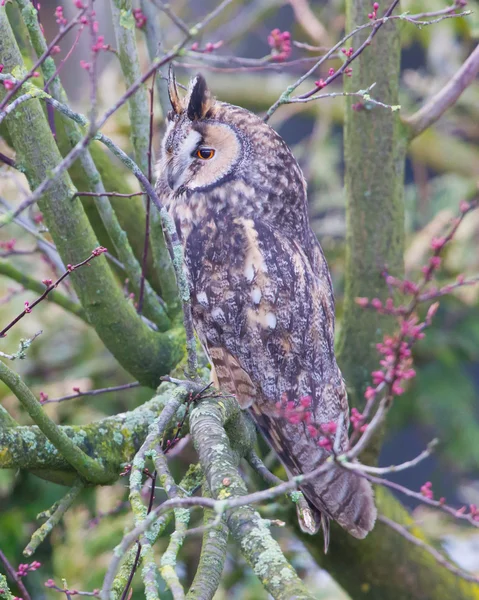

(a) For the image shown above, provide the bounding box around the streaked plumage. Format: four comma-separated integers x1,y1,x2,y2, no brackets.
156,70,376,545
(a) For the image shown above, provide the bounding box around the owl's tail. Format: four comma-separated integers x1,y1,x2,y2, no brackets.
299,461,377,540
250,408,377,545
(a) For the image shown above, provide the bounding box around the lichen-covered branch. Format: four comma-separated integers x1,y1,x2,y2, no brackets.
0,573,16,600
0,383,184,477
106,464,203,600
189,396,315,600
153,443,188,600
185,486,228,600
23,479,84,557
0,359,112,484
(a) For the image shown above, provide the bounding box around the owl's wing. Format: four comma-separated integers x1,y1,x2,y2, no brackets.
207,346,257,408
188,216,376,540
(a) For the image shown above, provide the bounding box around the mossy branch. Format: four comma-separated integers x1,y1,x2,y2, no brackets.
0,9,184,388
0,359,112,484
185,486,228,600
189,395,315,600
23,478,84,557
110,0,179,312
337,0,405,436
0,383,182,476
13,0,170,330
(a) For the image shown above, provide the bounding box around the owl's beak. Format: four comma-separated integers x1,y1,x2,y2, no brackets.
166,157,188,191
167,169,179,190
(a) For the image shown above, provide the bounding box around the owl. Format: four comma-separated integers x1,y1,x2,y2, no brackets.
156,70,376,548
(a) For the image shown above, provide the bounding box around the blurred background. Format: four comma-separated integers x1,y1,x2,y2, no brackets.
1,0,479,597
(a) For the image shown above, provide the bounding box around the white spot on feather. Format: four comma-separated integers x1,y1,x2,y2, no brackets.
244,264,255,282
211,307,225,322
196,291,208,306
265,312,277,329
251,287,262,304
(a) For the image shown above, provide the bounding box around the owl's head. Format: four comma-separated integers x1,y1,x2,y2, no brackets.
157,69,305,203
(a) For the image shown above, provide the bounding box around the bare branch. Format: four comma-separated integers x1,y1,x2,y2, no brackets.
405,44,479,138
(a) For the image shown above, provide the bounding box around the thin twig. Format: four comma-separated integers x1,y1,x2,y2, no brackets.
0,247,106,338
24,479,84,556
0,548,32,600
0,5,87,111
41,382,141,404
73,191,145,199
148,0,190,34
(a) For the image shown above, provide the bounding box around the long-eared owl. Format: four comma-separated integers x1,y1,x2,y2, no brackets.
156,70,376,546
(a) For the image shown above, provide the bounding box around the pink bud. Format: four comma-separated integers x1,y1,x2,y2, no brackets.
430,237,445,250
318,437,332,451
3,80,14,90
426,302,439,323
429,256,441,269
355,297,369,307
299,395,312,408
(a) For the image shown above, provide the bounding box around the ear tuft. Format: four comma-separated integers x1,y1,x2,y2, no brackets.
168,64,181,114
186,74,213,120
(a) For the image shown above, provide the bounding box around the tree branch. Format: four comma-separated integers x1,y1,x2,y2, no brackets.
185,487,228,600
0,359,112,484
404,44,479,139
0,260,85,321
0,10,185,388
23,479,84,557
189,395,315,600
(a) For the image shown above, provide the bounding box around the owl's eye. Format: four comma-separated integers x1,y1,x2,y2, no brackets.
196,148,215,160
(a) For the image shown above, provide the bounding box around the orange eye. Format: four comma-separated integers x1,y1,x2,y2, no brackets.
196,148,215,160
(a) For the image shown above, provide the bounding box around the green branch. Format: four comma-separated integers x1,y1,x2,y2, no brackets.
189,395,314,600
0,9,183,387
186,486,228,600
110,0,179,312
0,359,112,484
14,0,169,330
23,479,84,556
0,259,85,321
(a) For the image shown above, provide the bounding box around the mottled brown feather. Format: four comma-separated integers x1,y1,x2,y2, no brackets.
156,73,377,545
